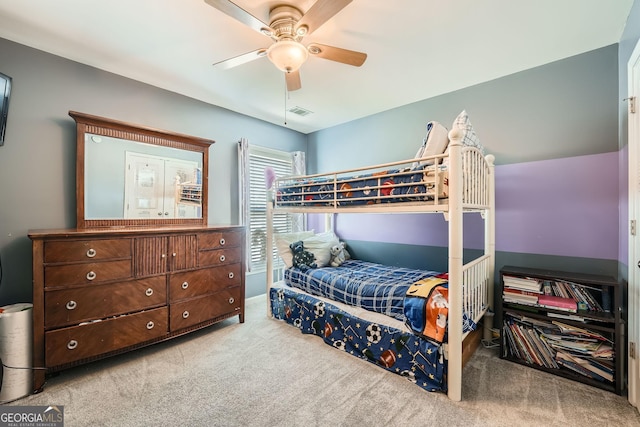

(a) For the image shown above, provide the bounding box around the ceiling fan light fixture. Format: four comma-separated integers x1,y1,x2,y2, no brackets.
267,39,308,73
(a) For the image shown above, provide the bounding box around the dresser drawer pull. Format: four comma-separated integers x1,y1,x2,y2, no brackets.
67,340,78,350
172,252,177,257
145,288,154,297
182,311,190,319
65,300,77,310
86,248,96,258
228,272,234,279
181,281,189,290
86,271,96,281
219,255,226,262
146,321,155,330
161,254,166,259
219,238,226,246
228,297,235,304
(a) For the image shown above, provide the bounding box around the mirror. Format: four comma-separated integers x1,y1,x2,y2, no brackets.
71,111,214,228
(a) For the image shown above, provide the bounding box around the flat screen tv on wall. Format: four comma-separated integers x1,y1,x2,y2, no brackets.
0,72,11,146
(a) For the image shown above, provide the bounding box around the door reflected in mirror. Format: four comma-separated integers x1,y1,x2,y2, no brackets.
85,135,203,220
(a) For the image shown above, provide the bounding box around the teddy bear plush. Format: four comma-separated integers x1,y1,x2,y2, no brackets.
329,243,346,267
290,240,317,271
340,241,351,260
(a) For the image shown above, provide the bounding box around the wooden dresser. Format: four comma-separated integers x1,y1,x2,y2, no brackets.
29,225,245,392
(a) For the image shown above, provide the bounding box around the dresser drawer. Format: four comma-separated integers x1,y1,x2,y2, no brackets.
45,307,168,367
198,231,242,250
199,247,241,268
44,239,132,263
170,287,241,331
169,264,241,302
45,276,166,328
44,259,132,288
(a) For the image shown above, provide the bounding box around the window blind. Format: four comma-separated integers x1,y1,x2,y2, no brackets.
248,146,294,272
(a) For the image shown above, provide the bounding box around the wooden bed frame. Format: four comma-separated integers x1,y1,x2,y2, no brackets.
265,129,496,401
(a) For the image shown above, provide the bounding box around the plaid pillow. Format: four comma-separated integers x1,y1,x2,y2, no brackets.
452,110,484,154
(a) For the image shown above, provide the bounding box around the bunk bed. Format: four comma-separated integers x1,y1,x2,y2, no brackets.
265,115,495,402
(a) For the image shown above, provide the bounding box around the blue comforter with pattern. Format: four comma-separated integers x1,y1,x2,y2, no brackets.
284,259,477,339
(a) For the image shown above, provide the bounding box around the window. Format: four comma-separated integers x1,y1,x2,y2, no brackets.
246,145,296,272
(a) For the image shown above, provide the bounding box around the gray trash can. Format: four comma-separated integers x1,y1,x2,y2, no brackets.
0,303,33,403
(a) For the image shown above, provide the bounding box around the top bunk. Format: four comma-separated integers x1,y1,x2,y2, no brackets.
271,112,495,215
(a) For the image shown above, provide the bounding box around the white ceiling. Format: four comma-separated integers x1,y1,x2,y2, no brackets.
0,0,634,134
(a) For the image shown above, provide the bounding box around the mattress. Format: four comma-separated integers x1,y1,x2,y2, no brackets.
284,259,442,321
284,260,478,343
276,165,448,207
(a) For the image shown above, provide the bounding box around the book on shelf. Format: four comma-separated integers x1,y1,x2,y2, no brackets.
503,289,539,305
538,294,577,312
544,337,602,355
503,288,541,297
556,358,611,383
526,327,558,369
555,351,613,382
551,321,611,343
541,279,607,313
546,312,586,322
503,275,542,292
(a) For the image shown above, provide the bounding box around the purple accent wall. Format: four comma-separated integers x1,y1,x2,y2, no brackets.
496,151,618,259
619,145,629,265
327,151,620,261
333,213,485,249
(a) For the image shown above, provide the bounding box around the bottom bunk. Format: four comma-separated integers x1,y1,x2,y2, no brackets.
268,259,487,394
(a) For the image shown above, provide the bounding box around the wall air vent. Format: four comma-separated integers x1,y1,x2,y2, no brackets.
287,106,313,116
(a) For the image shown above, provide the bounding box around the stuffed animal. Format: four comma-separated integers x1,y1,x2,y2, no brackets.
340,241,351,260
329,243,346,267
290,240,317,271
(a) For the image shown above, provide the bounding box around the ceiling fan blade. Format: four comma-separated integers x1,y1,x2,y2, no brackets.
204,0,272,36
213,49,267,69
307,43,367,67
285,71,302,91
296,0,353,35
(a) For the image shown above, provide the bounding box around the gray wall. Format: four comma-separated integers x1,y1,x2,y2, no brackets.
0,37,307,304
308,44,619,172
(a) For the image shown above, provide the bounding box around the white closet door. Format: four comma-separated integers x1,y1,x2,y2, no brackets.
627,38,640,408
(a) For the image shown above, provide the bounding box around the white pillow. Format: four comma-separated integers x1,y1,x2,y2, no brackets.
275,231,315,268
301,231,339,267
412,121,449,168
452,110,484,153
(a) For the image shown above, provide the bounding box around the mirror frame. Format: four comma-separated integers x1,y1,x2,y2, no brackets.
71,111,214,228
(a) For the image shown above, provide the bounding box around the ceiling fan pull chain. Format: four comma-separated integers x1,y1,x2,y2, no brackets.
284,77,288,126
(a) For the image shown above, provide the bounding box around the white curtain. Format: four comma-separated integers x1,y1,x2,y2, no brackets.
237,138,252,271
291,151,306,232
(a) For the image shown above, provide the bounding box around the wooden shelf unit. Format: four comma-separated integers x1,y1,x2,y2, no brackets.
498,265,625,395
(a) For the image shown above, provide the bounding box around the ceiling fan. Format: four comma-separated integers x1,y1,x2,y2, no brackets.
204,0,367,91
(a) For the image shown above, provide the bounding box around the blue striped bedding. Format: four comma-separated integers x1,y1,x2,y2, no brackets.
284,259,442,321
284,259,478,337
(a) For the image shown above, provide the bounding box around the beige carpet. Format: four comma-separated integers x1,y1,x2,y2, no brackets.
7,295,640,427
